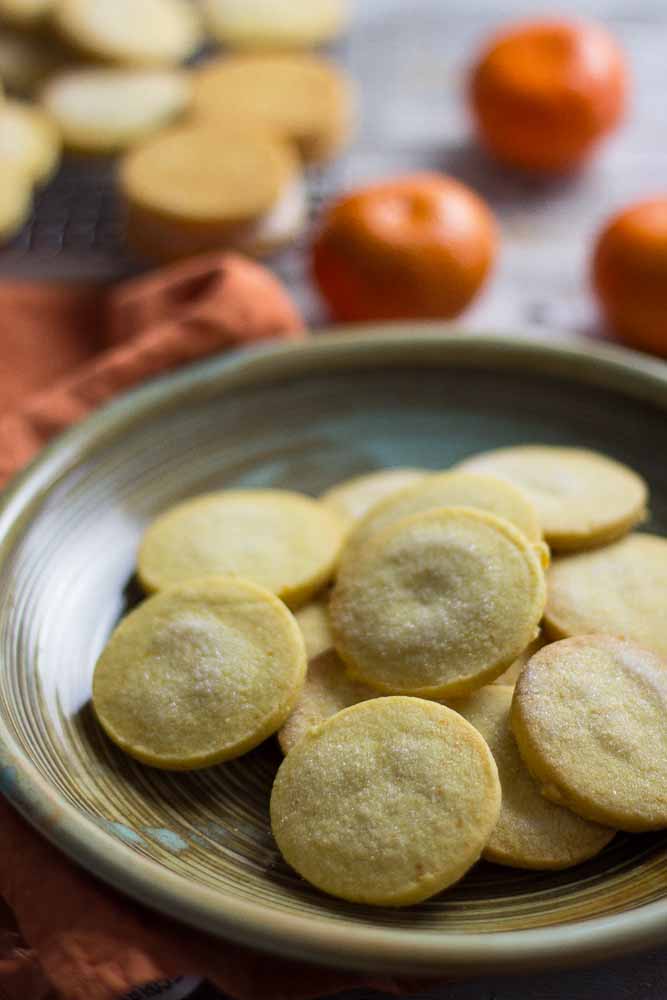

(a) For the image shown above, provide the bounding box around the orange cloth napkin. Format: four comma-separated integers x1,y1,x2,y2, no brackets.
0,253,412,1000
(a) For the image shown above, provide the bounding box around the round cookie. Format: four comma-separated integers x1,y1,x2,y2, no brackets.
203,0,349,49
512,635,667,832
278,648,378,754
320,468,427,527
544,534,667,657
0,99,60,184
344,470,546,561
0,0,53,26
330,507,546,698
0,165,31,244
54,0,202,66
294,598,333,661
455,686,615,868
271,696,501,905
93,576,307,769
138,489,345,609
457,445,648,550
41,68,190,154
120,122,305,261
192,54,354,164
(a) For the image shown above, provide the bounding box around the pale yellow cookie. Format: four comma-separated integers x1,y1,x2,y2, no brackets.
138,489,345,609
512,635,667,832
203,0,348,49
544,534,667,657
0,30,66,96
271,696,501,905
41,68,190,154
344,471,546,564
54,0,202,67
457,446,648,551
294,599,333,661
320,468,427,527
455,686,614,868
330,507,546,698
278,648,378,754
0,0,53,26
0,165,31,243
0,99,60,184
120,122,305,261
93,576,306,769
192,53,354,163
493,634,546,686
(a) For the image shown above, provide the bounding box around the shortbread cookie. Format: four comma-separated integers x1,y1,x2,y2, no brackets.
458,445,648,550
203,0,348,49
320,468,427,527
192,53,354,163
41,68,190,153
330,507,546,698
512,635,667,831
93,576,307,769
544,533,667,657
278,648,378,754
271,697,501,904
456,686,615,868
138,489,345,608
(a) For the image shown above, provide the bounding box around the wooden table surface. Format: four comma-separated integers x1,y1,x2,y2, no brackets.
3,3,667,998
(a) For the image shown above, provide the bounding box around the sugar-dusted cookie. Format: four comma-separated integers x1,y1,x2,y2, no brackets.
192,54,354,163
320,468,427,527
512,635,667,831
120,122,305,261
456,686,615,868
41,68,190,153
138,489,345,609
544,533,667,657
457,445,648,550
93,576,306,769
54,0,202,66
278,648,378,754
0,99,60,184
330,507,546,698
294,599,333,661
344,470,546,561
271,697,501,905
203,0,348,50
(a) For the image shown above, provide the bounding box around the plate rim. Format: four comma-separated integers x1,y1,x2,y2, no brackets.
2,325,667,975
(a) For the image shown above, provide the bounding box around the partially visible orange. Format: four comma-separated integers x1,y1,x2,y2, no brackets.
469,19,628,174
592,198,667,357
311,172,497,323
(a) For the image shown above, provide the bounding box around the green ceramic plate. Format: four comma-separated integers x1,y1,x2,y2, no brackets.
1,328,667,976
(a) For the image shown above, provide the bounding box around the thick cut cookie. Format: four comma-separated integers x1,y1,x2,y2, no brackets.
0,99,60,184
192,54,354,163
544,533,667,657
138,489,344,609
330,507,546,698
344,470,545,560
54,0,202,66
93,576,306,769
278,648,378,754
203,0,348,49
320,468,427,527
121,122,305,261
457,445,648,550
512,635,667,831
456,686,615,868
294,599,333,661
271,697,501,905
41,68,190,154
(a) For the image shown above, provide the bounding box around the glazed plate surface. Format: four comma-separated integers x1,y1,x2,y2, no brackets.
1,329,667,975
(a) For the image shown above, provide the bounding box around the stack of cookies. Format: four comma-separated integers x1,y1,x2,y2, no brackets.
91,442,667,907
0,0,355,255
